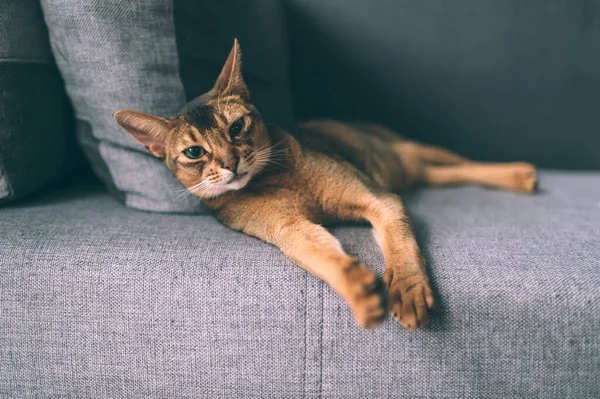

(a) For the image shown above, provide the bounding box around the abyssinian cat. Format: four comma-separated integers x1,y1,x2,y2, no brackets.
114,39,537,330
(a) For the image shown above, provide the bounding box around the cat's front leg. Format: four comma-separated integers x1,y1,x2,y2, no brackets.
269,221,388,329
321,181,435,330
367,193,435,330
255,220,388,329
216,195,387,328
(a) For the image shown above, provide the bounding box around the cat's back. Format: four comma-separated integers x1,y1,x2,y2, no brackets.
291,119,404,171
295,119,405,148
284,119,407,189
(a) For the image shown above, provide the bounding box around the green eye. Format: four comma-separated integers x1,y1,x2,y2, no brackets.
229,117,245,137
183,146,205,159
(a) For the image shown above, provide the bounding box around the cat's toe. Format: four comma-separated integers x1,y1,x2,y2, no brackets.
386,270,434,330
511,162,537,194
344,263,387,329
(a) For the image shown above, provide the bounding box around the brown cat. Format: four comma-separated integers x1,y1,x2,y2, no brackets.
114,39,537,330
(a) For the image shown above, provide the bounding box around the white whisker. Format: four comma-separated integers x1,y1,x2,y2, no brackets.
174,179,212,200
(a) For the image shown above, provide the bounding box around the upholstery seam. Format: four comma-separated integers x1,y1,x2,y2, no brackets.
318,281,324,399
303,271,308,399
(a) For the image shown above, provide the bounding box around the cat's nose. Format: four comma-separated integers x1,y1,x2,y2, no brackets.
222,157,238,173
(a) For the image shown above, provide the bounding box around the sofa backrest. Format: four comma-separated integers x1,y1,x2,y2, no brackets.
0,0,82,204
285,0,600,169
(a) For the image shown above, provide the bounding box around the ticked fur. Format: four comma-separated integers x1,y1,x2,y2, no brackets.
115,39,537,329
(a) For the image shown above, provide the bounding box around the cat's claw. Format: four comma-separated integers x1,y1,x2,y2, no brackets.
384,269,434,330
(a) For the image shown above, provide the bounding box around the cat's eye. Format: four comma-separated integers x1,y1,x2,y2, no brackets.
229,117,245,137
183,146,205,159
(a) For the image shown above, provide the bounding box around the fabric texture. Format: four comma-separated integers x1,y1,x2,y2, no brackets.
1,171,599,398
0,0,53,62
286,0,600,169
0,0,75,204
39,0,293,213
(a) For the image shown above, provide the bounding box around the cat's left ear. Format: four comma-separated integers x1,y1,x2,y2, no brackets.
113,110,173,158
213,38,250,100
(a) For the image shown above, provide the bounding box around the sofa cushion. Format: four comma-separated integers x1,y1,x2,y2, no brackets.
0,0,75,204
39,0,293,213
1,171,599,397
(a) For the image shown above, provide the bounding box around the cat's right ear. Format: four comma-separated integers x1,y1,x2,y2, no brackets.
212,38,250,100
113,110,173,158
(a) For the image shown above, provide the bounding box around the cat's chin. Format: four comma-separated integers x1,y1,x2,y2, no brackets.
226,171,249,183
197,172,253,199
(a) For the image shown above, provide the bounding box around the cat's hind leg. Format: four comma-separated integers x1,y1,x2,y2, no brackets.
391,141,537,193
406,143,470,165
422,162,537,193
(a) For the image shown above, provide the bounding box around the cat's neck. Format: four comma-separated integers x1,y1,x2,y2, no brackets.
264,123,300,166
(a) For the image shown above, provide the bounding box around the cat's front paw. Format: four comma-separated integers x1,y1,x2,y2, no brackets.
384,269,435,330
344,263,387,329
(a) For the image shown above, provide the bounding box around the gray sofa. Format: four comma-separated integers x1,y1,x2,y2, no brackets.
1,1,599,398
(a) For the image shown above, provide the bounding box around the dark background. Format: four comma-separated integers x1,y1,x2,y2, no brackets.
284,0,600,169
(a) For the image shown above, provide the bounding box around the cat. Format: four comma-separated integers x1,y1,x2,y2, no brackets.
114,39,537,330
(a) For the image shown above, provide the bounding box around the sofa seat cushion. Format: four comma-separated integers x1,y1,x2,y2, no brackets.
1,170,599,398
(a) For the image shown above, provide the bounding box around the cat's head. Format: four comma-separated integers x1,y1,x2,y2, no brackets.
114,39,271,198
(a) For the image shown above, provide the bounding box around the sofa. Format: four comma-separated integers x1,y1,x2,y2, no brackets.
1,1,599,398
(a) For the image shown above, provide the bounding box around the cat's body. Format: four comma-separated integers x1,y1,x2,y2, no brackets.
115,40,537,329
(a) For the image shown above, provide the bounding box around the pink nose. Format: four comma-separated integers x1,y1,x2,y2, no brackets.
222,157,238,172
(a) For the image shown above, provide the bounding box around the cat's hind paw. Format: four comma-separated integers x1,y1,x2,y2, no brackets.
509,162,537,194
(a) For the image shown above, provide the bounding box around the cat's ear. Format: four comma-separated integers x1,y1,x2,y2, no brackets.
113,110,173,158
213,38,249,100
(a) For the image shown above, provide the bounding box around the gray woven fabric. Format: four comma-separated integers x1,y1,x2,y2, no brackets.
0,0,74,205
40,0,203,213
320,174,600,398
0,0,53,62
0,187,307,397
1,170,599,398
40,0,293,214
